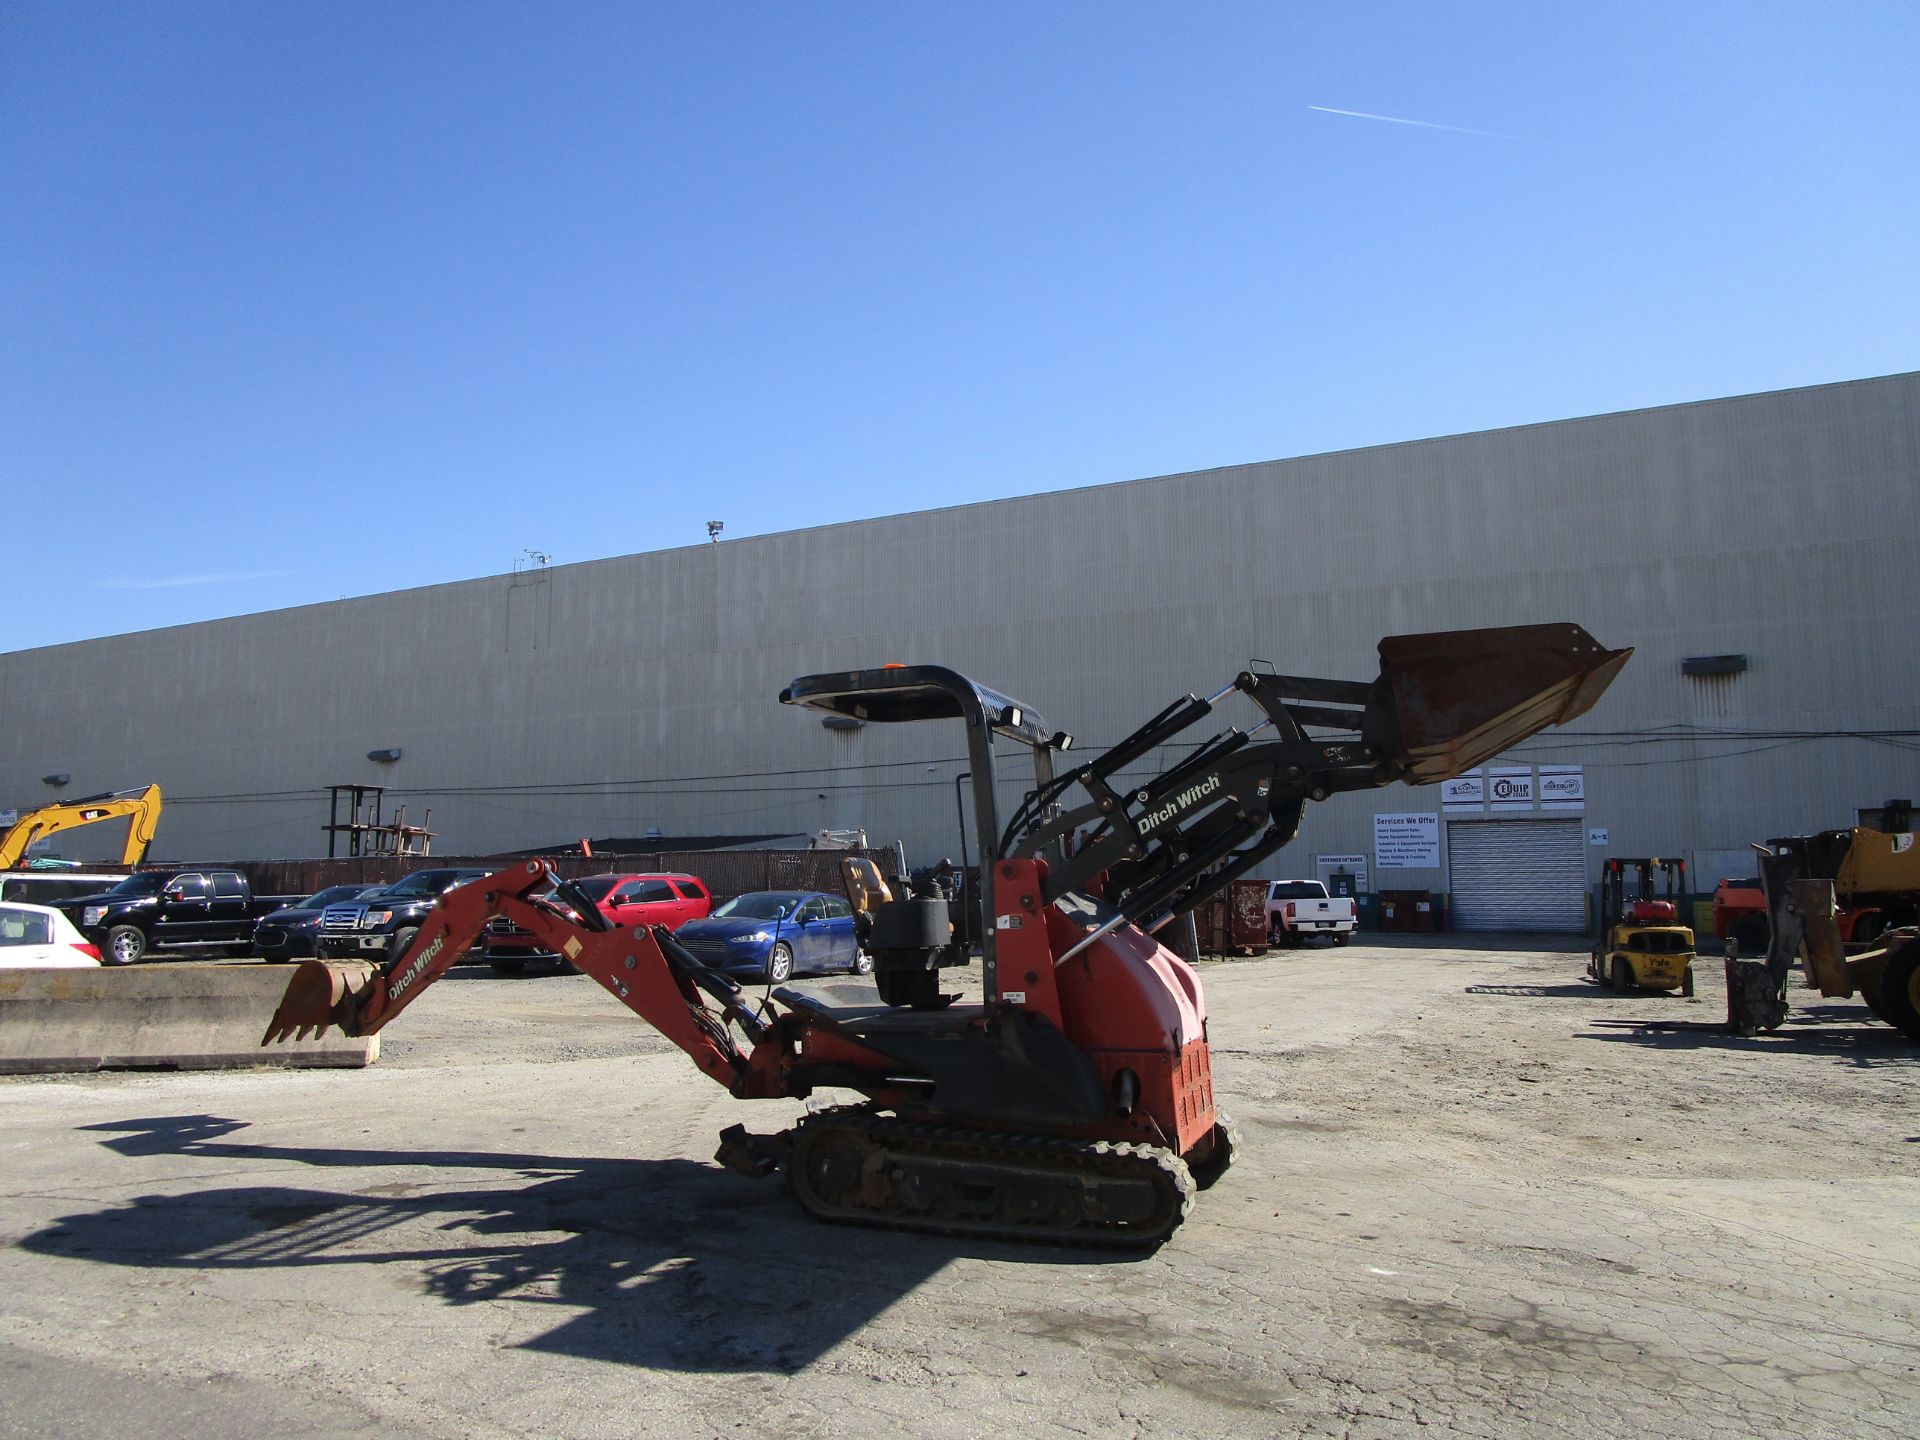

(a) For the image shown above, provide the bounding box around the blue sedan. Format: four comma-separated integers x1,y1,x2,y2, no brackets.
674,890,869,984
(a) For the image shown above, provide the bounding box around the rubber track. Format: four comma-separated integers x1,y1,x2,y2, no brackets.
787,1107,1197,1248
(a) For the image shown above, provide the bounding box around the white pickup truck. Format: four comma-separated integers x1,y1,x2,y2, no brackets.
1265,880,1358,946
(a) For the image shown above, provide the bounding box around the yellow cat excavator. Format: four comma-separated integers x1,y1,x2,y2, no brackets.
0,785,164,870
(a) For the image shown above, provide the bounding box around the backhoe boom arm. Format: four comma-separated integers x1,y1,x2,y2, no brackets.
263,860,762,1091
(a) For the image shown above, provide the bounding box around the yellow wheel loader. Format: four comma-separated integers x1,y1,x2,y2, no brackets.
1728,803,1920,1041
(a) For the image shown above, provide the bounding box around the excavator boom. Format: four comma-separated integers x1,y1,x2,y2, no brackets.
0,785,163,869
264,859,765,1091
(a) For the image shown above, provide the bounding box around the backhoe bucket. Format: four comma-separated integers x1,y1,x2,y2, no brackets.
1378,623,1631,784
261,960,377,1044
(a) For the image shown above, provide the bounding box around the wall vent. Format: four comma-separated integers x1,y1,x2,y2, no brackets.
1681,654,1747,678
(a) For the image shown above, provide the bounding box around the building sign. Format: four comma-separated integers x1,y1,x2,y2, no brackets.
1488,767,1534,812
0,809,15,827
1588,827,1610,847
1374,812,1441,869
1316,853,1370,894
1440,770,1484,811
1539,765,1586,811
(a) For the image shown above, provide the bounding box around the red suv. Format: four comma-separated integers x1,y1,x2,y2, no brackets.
484,871,713,974
589,872,712,930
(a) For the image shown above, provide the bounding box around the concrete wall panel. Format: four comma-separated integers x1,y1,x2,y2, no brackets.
4,373,1915,892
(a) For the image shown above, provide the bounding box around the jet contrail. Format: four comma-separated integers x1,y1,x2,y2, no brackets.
1307,105,1529,142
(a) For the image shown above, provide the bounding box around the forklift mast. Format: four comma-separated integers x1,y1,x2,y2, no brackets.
1599,857,1688,927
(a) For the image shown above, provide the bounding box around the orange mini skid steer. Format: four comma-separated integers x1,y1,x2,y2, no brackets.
266,624,1628,1246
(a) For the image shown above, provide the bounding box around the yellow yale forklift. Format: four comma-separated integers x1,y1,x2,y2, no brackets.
1587,857,1697,995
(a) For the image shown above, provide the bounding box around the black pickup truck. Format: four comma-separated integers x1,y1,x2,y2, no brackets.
60,869,302,965
315,867,492,963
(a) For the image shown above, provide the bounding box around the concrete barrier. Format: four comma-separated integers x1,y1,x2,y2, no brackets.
0,962,377,1073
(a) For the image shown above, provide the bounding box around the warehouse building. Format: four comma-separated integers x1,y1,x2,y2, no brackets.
4,371,1915,930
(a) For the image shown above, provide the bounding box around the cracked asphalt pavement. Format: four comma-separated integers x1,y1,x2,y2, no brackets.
2,938,1915,1439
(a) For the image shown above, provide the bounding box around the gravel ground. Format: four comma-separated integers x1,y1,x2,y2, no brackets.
0,939,1914,1439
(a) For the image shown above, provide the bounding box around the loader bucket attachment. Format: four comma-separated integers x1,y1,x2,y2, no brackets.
261,960,377,1044
1379,623,1631,784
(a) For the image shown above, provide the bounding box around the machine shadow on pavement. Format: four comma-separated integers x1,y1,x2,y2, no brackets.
1579,1010,1918,1070
21,1113,1119,1375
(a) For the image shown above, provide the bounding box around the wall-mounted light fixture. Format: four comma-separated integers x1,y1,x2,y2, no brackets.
1681,654,1748,678
366,748,403,763
707,520,725,543
42,773,71,787
821,715,863,732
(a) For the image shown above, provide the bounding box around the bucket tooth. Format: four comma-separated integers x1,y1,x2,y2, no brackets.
261,961,376,1045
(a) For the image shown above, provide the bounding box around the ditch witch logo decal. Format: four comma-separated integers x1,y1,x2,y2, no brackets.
389,934,445,999
1135,774,1223,836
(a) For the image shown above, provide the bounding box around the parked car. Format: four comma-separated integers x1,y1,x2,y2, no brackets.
1264,879,1358,946
0,901,102,968
673,890,868,983
316,868,492,962
252,884,390,962
58,869,304,965
484,872,713,974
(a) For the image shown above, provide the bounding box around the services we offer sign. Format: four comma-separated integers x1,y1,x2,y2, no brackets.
1374,812,1440,869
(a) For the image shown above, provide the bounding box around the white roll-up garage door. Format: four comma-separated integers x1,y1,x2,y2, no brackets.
1447,819,1587,932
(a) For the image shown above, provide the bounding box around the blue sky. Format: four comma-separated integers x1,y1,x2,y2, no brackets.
4,2,1915,654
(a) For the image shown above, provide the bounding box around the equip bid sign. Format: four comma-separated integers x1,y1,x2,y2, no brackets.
1488,767,1534,811
1374,813,1441,869
1445,762,1588,814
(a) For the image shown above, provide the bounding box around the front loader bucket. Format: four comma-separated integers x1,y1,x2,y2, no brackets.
1378,623,1631,784
261,960,377,1044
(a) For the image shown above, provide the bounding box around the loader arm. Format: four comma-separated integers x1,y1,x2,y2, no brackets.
263,860,769,1091
1016,624,1630,932
0,784,164,869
